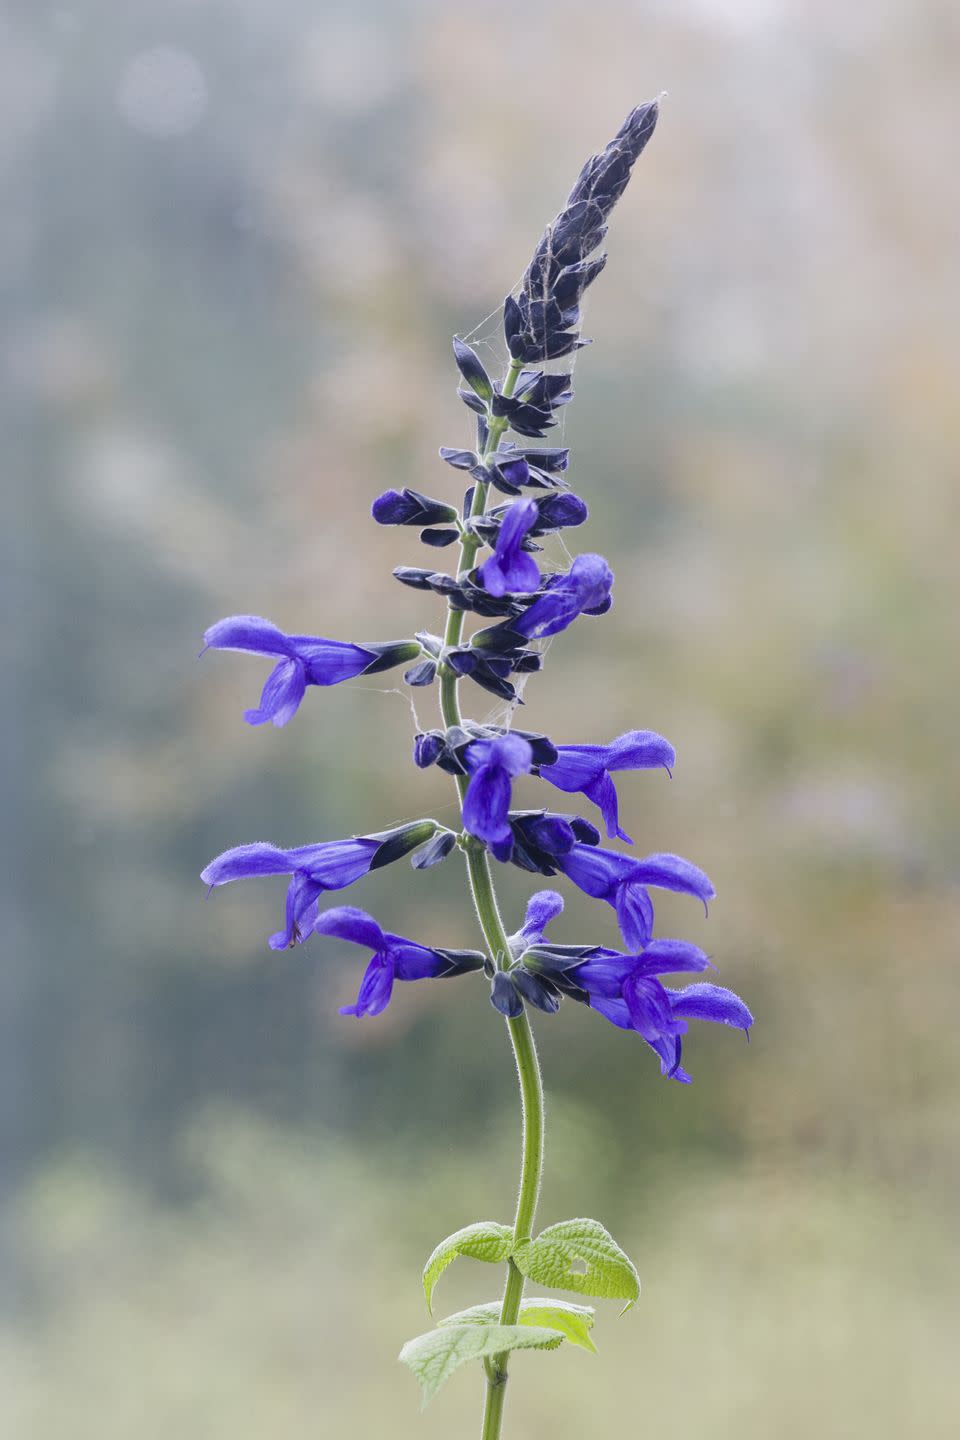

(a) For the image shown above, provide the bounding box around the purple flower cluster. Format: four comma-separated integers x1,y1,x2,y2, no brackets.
199,101,752,1080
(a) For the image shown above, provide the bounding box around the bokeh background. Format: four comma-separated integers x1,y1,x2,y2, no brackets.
4,1,959,1435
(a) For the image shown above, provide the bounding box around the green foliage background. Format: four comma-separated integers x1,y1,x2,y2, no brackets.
3,1,958,1434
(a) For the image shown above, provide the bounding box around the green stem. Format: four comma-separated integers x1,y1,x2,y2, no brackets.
434,355,546,1439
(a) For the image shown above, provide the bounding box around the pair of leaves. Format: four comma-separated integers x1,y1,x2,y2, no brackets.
404,1216,639,1404
401,1301,596,1406
514,1218,641,1314
422,1217,639,1314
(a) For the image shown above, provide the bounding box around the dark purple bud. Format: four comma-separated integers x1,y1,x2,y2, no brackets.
525,814,578,856
459,387,488,416
404,658,437,687
510,728,559,767
512,968,562,1014
468,661,520,702
444,648,477,676
503,295,525,357
419,527,460,548
415,630,443,657
569,815,602,846
536,493,588,529
495,455,531,487
372,488,458,528
520,446,570,475
439,446,478,471
453,337,493,403
410,829,458,870
393,566,435,591
490,971,524,1018
414,731,444,768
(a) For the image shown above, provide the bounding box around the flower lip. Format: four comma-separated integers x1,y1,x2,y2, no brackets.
462,735,535,847
202,617,420,727
539,729,676,841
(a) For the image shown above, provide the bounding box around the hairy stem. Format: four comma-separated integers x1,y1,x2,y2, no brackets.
435,353,546,1438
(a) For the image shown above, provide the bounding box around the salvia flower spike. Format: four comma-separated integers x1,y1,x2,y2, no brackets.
200,100,753,1434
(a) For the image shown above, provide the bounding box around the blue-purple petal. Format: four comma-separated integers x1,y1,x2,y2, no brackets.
201,842,296,887
269,873,323,950
614,880,655,949
539,747,605,792
557,843,635,899
463,766,514,845
631,853,716,911
244,658,306,727
288,838,380,889
478,498,541,597
288,637,376,685
588,994,633,1030
623,973,676,1040
340,955,395,1017
633,939,713,977
391,941,448,982
667,982,753,1031
520,889,564,943
606,729,675,774
584,771,629,842
465,734,534,777
203,615,296,659
516,553,613,640
313,905,386,951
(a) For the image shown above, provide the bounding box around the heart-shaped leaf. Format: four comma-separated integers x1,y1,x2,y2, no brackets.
399,1322,564,1406
513,1218,640,1311
438,1297,597,1352
421,1221,513,1313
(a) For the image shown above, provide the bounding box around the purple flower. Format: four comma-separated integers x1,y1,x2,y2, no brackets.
556,845,715,949
514,554,613,640
520,927,750,1081
477,499,541,597
202,616,419,727
584,968,752,1084
313,905,484,1017
371,489,458,528
507,889,565,957
462,735,534,846
539,730,675,841
200,821,442,951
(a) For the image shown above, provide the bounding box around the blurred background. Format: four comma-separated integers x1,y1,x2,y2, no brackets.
3,1,959,1435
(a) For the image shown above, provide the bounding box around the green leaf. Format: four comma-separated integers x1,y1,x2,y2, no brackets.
437,1298,597,1353
513,1218,641,1311
399,1322,564,1407
421,1221,514,1313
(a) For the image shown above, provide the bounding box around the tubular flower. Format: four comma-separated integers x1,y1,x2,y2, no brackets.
539,730,675,841
556,845,715,950
462,734,534,847
477,498,541,597
200,821,447,950
524,932,751,1082
202,615,419,727
513,553,613,640
313,906,484,1017
584,972,753,1084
